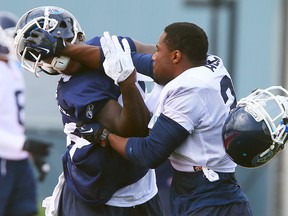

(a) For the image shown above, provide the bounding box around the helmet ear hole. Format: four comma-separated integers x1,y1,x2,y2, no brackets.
59,20,68,28
77,32,85,43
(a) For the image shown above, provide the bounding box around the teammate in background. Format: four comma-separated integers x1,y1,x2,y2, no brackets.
88,23,253,215
15,6,164,216
0,11,51,216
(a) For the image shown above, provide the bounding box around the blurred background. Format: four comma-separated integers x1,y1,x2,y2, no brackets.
2,0,288,215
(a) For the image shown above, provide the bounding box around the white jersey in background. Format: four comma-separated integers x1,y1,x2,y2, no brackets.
0,61,27,160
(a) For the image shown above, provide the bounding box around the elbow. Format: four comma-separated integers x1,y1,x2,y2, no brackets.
126,137,170,169
132,151,168,169
146,159,163,169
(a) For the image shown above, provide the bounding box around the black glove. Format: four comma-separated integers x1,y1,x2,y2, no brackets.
23,138,52,181
32,154,51,182
24,28,66,59
23,138,52,156
76,122,110,147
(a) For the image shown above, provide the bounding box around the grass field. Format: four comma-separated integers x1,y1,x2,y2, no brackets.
37,203,45,216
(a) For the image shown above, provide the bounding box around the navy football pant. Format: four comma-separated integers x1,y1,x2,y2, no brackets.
189,202,252,216
0,158,37,216
171,170,252,216
58,182,165,216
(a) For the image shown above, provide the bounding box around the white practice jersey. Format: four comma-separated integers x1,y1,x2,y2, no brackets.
148,55,237,173
0,60,27,160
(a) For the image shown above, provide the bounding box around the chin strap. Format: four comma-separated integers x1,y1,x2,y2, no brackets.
51,56,70,73
40,56,70,75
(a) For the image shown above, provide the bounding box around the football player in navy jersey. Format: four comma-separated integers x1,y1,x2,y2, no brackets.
92,23,253,216
0,11,51,216
15,6,164,216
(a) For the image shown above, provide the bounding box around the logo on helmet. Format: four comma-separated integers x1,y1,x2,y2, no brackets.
40,6,64,15
252,150,274,167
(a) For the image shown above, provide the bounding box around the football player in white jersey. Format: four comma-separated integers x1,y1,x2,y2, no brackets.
0,11,51,216
94,22,253,216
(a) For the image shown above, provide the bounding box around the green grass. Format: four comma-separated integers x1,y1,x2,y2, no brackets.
37,203,45,216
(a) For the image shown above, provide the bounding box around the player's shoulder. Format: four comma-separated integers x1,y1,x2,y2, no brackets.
86,35,135,50
86,36,101,46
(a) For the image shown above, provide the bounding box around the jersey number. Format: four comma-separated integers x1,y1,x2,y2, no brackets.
15,90,24,126
220,76,237,110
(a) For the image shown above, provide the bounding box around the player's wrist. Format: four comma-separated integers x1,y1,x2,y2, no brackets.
55,38,67,56
100,128,110,147
118,69,137,87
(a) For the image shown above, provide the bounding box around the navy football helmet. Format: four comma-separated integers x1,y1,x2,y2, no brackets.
14,6,85,76
223,86,288,168
0,11,18,59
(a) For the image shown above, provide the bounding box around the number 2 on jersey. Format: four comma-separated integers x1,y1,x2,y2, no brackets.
220,75,237,110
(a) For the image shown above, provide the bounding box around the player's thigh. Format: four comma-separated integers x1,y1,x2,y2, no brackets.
5,159,37,216
0,159,13,215
189,202,253,216
134,193,165,216
59,184,164,216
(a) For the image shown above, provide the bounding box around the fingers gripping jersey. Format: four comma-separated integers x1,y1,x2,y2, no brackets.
148,55,237,173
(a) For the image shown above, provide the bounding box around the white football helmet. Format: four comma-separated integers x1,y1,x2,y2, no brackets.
223,86,288,168
14,6,85,76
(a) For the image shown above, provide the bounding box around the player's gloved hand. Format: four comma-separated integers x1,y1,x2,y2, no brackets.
76,122,110,147
24,28,66,59
31,154,51,182
23,138,52,156
100,31,135,85
23,138,52,181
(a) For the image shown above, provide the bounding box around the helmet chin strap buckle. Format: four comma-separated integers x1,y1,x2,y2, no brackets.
51,56,70,73
39,56,70,75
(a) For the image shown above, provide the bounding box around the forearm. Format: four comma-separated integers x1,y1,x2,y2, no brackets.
107,114,190,168
117,71,150,137
133,40,156,55
62,38,154,70
107,133,129,158
62,43,101,70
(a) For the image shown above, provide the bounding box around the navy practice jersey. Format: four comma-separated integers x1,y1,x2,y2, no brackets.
56,36,157,205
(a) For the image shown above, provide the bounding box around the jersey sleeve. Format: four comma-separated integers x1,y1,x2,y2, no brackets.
131,52,154,79
125,113,189,168
86,36,137,71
